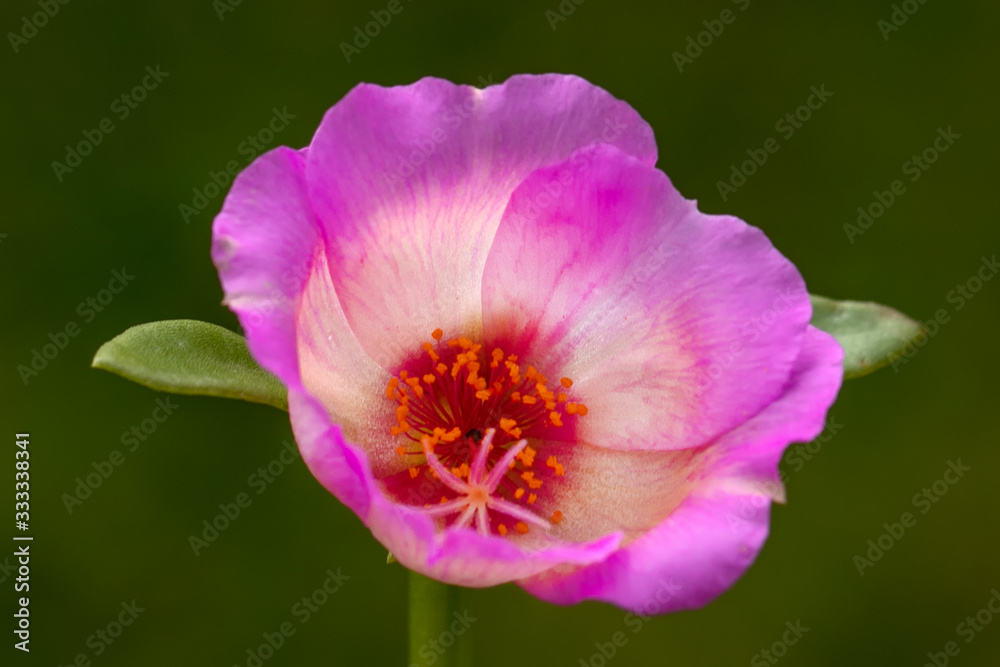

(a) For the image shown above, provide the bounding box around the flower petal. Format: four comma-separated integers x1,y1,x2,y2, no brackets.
709,326,844,487
482,144,812,451
525,442,708,545
518,324,843,613
212,146,320,385
304,74,657,368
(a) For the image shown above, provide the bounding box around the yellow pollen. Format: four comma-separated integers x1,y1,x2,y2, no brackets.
514,488,525,499
515,522,529,535
440,496,448,504
551,510,563,524
405,377,424,398
521,395,537,405
516,445,536,467
498,524,508,536
560,377,573,388
549,411,563,427
506,360,520,384
475,390,492,401
423,374,436,385
431,328,443,340
557,392,568,403
422,342,440,362
409,467,419,479
499,418,522,438
510,392,522,402
385,377,399,399
528,493,537,504
546,455,565,476
521,471,543,489
436,362,447,375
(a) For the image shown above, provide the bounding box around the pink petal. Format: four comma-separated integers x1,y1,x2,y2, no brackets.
482,144,812,452
304,75,657,369
212,146,319,386
517,325,843,613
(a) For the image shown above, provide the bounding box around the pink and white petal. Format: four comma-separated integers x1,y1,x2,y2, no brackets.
304,74,657,369
212,148,386,512
520,487,771,614
517,323,844,612
708,326,844,489
482,143,812,452
370,495,624,588
529,442,709,545
288,389,375,517
297,246,407,478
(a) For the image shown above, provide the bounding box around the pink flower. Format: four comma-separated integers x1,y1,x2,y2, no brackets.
211,74,843,614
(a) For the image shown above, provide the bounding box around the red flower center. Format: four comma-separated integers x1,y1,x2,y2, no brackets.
384,329,586,536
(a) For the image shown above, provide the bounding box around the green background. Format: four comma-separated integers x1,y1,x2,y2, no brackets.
3,0,999,665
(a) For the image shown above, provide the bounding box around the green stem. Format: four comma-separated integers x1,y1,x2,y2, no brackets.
408,570,473,666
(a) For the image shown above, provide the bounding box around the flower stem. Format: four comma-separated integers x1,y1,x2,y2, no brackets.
409,570,472,666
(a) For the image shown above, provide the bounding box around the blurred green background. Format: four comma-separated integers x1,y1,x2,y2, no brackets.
2,0,998,665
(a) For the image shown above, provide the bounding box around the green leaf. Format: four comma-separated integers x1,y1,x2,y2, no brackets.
92,320,287,410
809,295,925,379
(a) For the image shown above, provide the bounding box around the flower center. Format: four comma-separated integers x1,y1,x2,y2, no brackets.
384,329,586,537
